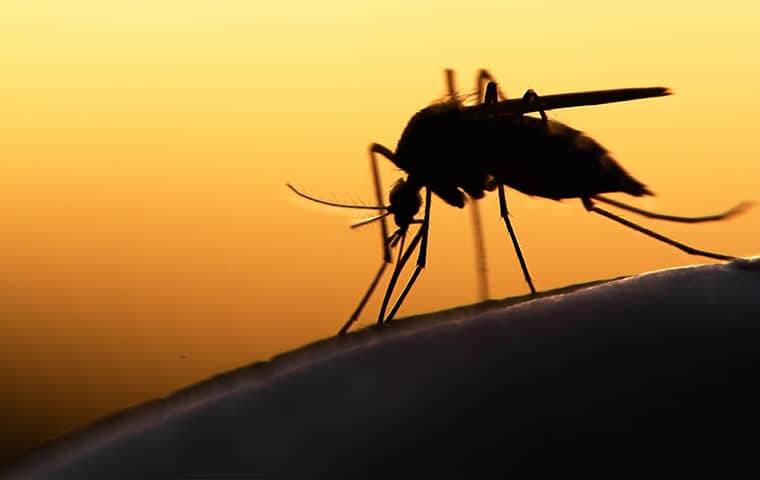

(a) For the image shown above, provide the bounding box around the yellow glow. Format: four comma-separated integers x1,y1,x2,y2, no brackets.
2,0,760,460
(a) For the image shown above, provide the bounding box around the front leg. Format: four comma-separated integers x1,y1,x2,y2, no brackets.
338,143,396,335
369,143,394,263
378,225,424,324
384,188,433,323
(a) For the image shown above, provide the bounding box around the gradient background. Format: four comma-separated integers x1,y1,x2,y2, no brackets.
2,0,758,464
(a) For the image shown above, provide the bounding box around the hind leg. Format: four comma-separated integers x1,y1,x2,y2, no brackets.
582,197,736,261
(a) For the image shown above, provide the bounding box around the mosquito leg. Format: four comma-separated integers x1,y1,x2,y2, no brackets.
378,231,408,324
484,82,499,105
446,71,494,303
337,143,396,335
480,83,540,296
385,188,433,323
444,68,461,106
447,68,506,106
470,193,490,300
592,195,752,224
338,231,403,335
477,69,508,102
498,184,537,294
369,143,394,263
522,89,548,123
462,80,499,301
378,227,424,324
338,261,389,335
582,198,737,261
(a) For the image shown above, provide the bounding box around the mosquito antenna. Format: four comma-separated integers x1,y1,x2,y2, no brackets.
350,212,393,229
593,195,752,223
286,183,388,210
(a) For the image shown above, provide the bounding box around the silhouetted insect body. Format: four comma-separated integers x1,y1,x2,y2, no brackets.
394,86,653,206
289,70,749,335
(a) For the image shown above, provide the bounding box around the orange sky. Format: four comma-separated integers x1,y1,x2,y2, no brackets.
2,1,759,462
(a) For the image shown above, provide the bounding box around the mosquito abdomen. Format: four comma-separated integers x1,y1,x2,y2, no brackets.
482,116,653,199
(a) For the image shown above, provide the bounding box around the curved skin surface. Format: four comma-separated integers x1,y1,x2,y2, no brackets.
6,258,760,478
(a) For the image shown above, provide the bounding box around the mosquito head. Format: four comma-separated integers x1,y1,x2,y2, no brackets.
387,178,422,229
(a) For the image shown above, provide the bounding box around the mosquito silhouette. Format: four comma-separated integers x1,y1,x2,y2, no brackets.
288,69,749,335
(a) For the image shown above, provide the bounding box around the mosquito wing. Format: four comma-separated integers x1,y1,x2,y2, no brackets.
463,87,671,117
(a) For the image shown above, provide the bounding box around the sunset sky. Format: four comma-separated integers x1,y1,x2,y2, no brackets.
2,1,759,462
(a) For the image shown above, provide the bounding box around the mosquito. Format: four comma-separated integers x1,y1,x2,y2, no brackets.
288,70,749,335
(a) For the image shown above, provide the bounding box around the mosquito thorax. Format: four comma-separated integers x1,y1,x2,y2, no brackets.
388,178,422,228
393,102,463,176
